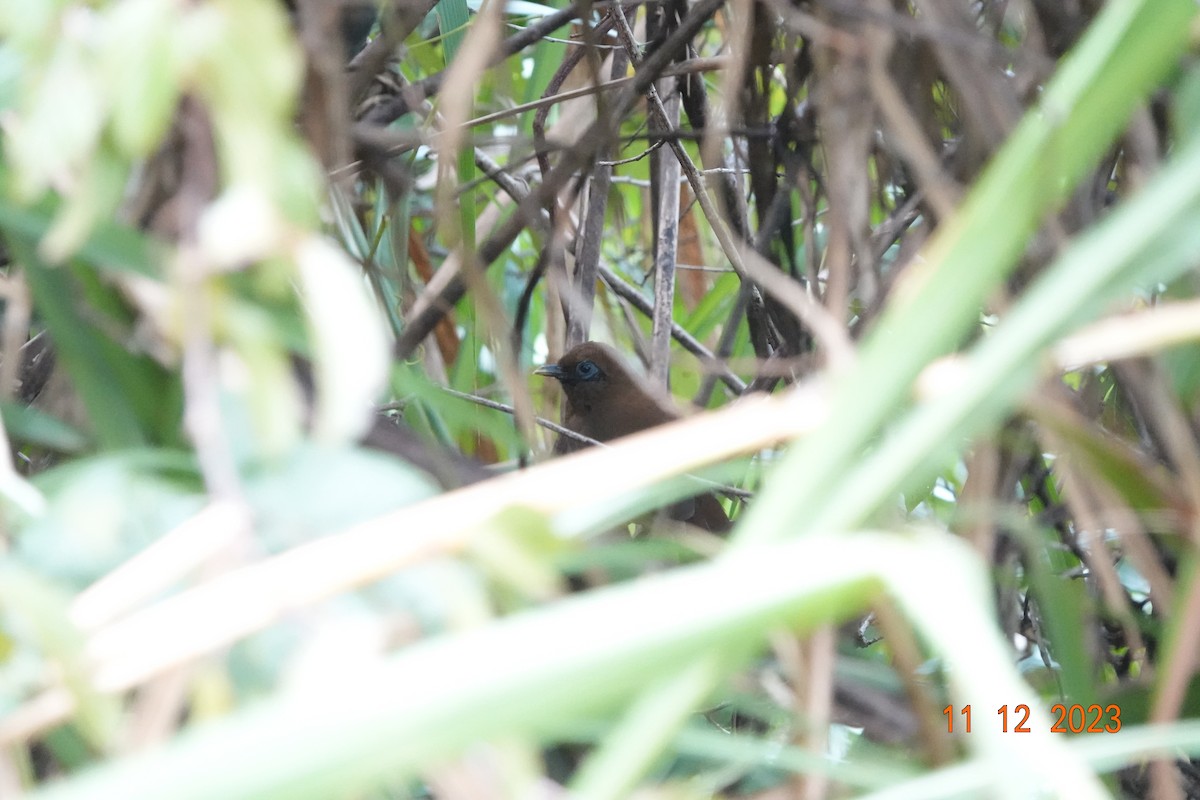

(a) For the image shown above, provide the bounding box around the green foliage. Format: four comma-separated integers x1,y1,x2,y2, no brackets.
2,0,1200,798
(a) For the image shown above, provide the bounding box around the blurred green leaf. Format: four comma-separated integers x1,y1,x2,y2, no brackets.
0,563,121,751
0,188,160,278
1031,401,1182,514
20,451,203,586
244,443,437,552
12,239,173,449
1,400,90,454
102,0,181,156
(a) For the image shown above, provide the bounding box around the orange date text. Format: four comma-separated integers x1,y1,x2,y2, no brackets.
942,704,1121,734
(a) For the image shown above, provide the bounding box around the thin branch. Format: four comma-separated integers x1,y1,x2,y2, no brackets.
394,0,728,359
599,264,746,395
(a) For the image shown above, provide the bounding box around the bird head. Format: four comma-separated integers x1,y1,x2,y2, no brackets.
534,342,628,415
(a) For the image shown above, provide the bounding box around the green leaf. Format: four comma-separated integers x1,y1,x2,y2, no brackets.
19,451,203,586
12,239,165,449
738,0,1200,545
1,400,90,453
435,0,470,63
0,562,122,750
0,189,161,278
102,0,181,156
1031,401,1182,514
243,443,437,552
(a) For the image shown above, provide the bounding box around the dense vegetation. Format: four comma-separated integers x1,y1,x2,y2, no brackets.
2,0,1200,797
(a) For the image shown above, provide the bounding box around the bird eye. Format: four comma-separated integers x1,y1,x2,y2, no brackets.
575,360,600,379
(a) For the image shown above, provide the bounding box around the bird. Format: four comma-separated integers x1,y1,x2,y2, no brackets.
534,341,731,532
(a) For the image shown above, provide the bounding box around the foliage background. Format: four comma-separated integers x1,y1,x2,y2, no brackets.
2,0,1200,797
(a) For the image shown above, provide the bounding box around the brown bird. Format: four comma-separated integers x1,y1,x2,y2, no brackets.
535,341,731,532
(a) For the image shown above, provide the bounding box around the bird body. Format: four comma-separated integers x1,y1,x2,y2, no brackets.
535,342,677,452
535,342,731,532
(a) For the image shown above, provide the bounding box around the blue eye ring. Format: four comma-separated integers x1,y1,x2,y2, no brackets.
576,360,600,379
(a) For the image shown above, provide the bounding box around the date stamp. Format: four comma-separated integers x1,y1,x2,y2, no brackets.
943,704,1122,734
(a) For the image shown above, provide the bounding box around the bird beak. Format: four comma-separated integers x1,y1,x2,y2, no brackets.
534,363,565,379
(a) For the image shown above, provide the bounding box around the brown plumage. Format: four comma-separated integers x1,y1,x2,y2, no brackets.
535,342,731,533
